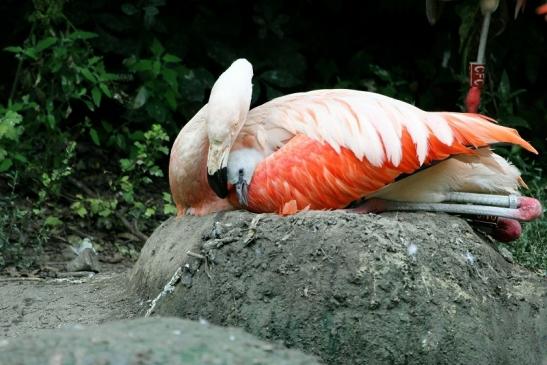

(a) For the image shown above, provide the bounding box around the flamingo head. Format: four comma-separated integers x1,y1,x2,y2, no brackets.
227,148,264,207
206,58,253,198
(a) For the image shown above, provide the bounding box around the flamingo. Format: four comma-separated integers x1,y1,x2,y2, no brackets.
169,59,542,241
537,2,547,19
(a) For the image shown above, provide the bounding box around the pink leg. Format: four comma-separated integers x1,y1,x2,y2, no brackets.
350,194,543,242
352,196,542,222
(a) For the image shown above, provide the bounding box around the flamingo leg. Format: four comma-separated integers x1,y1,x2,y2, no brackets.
352,193,542,222
351,193,542,242
443,192,519,208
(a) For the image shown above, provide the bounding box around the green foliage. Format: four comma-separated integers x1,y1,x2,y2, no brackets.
510,179,547,273
119,124,169,185
125,39,183,123
0,173,48,269
0,109,24,172
118,123,171,220
1,19,115,195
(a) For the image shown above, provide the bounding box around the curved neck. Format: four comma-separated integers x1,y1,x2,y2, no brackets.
169,106,213,211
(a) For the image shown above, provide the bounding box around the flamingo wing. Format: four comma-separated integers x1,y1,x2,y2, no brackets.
236,90,536,214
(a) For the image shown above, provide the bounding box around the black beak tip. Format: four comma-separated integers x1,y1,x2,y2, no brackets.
207,167,228,198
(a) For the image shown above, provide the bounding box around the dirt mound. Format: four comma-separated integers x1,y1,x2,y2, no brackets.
130,211,547,365
0,317,318,364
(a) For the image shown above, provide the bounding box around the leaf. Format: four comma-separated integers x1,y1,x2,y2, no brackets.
150,38,165,56
71,202,88,218
260,70,301,88
162,192,173,202
0,158,12,172
121,3,138,15
163,203,177,215
499,71,511,99
145,101,168,123
504,116,530,129
4,46,22,53
46,114,56,129
83,100,95,111
0,110,23,140
68,31,98,40
164,89,177,110
152,60,161,77
80,68,97,83
35,37,57,52
162,68,178,90
131,59,154,72
99,83,112,98
144,6,159,28
369,65,391,82
101,121,113,132
90,128,101,146
22,48,38,60
144,207,156,218
88,56,101,65
264,84,283,100
44,216,63,227
162,54,181,63
133,86,148,109
13,153,27,163
456,3,477,52
92,87,102,107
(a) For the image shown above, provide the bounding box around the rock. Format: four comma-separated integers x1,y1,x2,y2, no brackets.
498,246,514,263
130,211,547,365
0,317,318,365
65,247,100,272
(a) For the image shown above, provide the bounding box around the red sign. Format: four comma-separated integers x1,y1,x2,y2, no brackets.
469,62,485,88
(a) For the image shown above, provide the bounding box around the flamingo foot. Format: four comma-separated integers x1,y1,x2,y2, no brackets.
471,217,522,243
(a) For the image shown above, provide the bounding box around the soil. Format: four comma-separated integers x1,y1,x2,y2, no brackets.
0,263,140,338
130,210,547,365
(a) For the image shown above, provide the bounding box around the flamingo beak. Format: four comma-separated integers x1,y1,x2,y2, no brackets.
207,167,228,198
207,143,229,198
235,170,248,206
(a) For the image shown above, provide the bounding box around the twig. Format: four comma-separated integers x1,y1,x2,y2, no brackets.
56,271,96,278
115,212,149,242
8,24,35,103
67,225,90,239
202,237,238,250
243,214,263,246
187,251,205,260
145,265,185,317
68,177,96,197
68,177,149,242
0,277,43,282
204,258,213,281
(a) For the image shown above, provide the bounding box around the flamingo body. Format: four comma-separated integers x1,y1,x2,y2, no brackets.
223,90,535,215
170,87,536,217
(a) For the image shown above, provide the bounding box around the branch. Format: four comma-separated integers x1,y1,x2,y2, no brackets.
68,177,149,243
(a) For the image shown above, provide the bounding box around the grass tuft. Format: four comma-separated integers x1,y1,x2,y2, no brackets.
506,179,547,274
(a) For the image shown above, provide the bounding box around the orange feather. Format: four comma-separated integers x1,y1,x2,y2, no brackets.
229,115,536,214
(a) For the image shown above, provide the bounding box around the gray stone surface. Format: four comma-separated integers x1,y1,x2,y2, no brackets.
0,317,319,365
